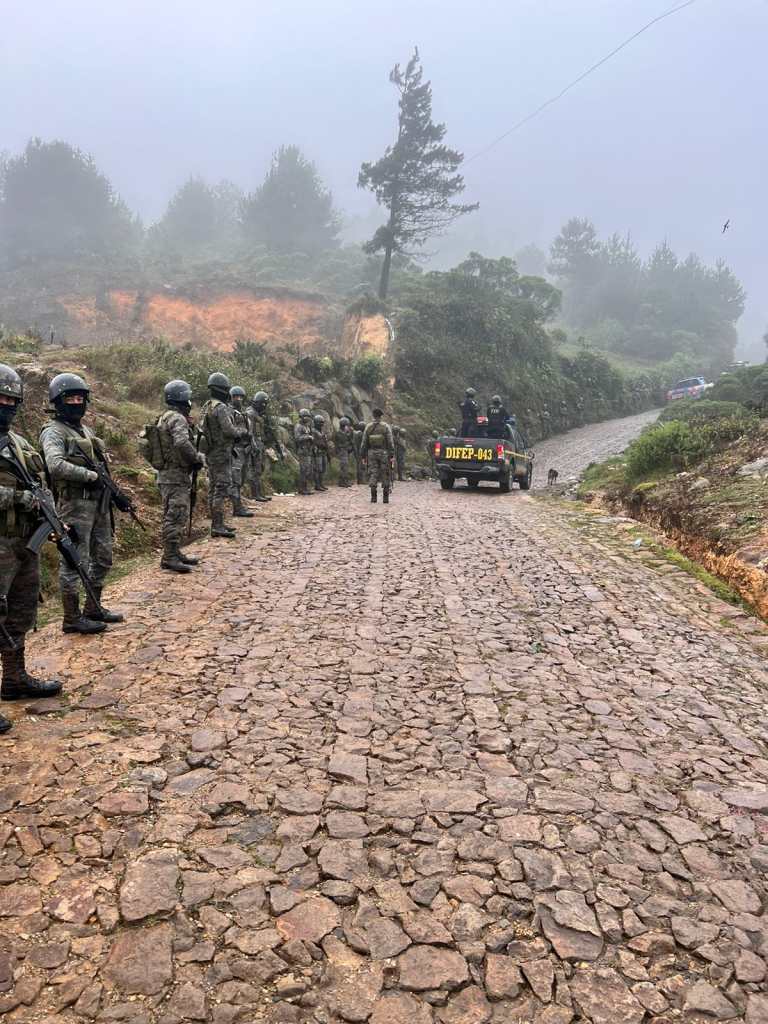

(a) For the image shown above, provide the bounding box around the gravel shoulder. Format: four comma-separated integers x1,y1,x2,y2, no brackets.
2,444,768,1023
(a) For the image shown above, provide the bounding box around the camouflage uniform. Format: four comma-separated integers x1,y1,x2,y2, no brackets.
0,433,46,651
40,418,113,601
334,425,355,487
426,434,439,479
199,398,240,529
229,403,253,516
360,417,394,502
245,400,275,502
394,429,407,481
294,419,314,495
156,409,201,560
353,424,365,484
312,421,329,492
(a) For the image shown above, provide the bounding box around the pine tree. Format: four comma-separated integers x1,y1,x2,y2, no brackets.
359,48,478,300
241,145,340,255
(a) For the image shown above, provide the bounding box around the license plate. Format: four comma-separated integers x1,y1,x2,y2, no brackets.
445,446,494,461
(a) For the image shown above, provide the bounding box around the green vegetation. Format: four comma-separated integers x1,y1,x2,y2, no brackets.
549,218,744,367
358,49,477,299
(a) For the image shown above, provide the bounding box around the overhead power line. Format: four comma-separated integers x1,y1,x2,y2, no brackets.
465,0,700,164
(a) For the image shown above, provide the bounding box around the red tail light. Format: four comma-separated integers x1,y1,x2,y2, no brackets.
496,444,504,459
434,442,441,457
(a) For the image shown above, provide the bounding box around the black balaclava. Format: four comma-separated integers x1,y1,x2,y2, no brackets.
0,403,18,432
57,392,88,425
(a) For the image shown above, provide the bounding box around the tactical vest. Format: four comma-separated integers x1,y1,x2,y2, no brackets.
366,428,387,450
0,432,45,537
41,422,104,501
157,410,193,471
199,399,229,454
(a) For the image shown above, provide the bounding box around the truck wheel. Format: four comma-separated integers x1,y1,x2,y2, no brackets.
519,464,533,490
467,478,479,489
439,474,455,490
499,470,511,493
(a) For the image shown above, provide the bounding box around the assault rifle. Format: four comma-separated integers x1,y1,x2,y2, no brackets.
0,435,106,618
81,452,146,532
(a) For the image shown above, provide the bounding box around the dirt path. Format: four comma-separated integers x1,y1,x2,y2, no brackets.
2,464,768,1022
533,409,660,487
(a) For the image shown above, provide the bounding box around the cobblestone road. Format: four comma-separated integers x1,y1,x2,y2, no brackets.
533,409,660,487
2,426,768,1023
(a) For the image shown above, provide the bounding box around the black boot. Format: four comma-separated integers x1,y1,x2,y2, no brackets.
383,489,390,504
0,714,10,734
62,594,107,635
178,550,199,566
249,482,269,503
161,545,192,573
211,514,236,538
1,648,62,701
370,488,377,503
233,506,255,517
84,587,124,624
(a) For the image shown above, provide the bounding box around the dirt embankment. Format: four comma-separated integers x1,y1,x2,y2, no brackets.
58,289,335,351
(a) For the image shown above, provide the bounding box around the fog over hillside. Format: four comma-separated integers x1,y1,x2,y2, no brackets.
2,0,766,355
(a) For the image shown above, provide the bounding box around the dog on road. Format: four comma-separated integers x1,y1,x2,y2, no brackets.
547,468,559,486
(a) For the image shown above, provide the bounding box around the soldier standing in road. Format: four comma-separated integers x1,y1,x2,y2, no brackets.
426,430,439,479
0,364,63,733
394,427,407,481
334,417,355,487
360,408,394,504
353,421,366,484
312,414,330,492
294,409,315,495
198,372,242,538
40,373,124,634
459,388,479,437
228,386,255,519
156,380,206,574
246,391,272,503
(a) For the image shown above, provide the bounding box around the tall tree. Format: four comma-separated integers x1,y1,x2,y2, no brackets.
359,48,478,300
0,138,137,263
149,176,242,253
241,145,340,255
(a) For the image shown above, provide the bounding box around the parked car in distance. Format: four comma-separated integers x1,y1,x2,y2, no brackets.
666,377,713,402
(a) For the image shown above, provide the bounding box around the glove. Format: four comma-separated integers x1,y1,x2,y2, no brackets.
85,470,99,483
15,490,38,511
113,490,133,513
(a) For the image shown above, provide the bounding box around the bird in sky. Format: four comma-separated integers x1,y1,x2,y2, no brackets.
722,220,730,234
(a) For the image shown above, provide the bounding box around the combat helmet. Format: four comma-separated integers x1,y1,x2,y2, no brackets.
230,386,246,400
49,372,89,404
313,414,325,427
299,408,312,420
0,364,23,402
339,416,350,427
491,394,502,405
207,372,231,398
431,430,439,439
252,390,268,408
164,380,193,405
465,387,476,398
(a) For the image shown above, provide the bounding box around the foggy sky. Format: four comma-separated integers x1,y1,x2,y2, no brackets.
2,0,766,355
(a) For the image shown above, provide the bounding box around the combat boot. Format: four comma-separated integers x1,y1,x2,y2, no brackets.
233,505,255,517
211,514,236,538
84,587,124,624
62,594,107,635
370,487,377,503
383,489,390,504
249,482,270,503
161,545,192,574
178,549,199,566
1,647,62,702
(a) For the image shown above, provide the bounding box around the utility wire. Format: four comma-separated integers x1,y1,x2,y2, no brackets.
465,0,700,164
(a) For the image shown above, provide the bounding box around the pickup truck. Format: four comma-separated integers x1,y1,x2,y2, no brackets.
666,377,712,402
434,423,534,492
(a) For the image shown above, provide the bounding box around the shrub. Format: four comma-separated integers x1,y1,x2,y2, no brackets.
352,355,384,392
625,421,707,479
658,399,752,426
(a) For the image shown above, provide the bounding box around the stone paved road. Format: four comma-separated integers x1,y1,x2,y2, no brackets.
3,436,768,1023
533,409,660,487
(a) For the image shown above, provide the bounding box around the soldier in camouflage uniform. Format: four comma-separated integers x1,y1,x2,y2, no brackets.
198,372,244,538
294,409,315,495
334,417,355,487
246,391,272,503
353,421,366,484
312,414,329,492
394,427,407,481
156,380,206,574
427,430,440,479
0,364,63,733
41,373,123,634
228,386,255,519
360,408,394,504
